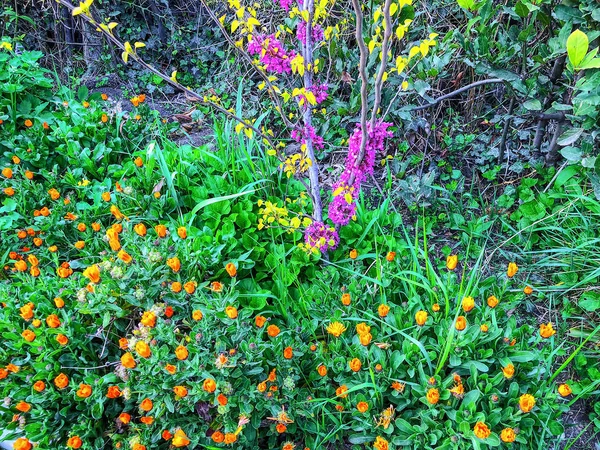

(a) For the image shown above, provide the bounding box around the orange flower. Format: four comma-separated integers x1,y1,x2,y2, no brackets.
22,330,36,342
46,314,61,328
106,386,121,398
48,188,60,200
134,223,147,236
267,324,280,337
502,364,515,379
117,250,132,264
171,282,182,293
356,401,369,413
524,285,534,295
446,254,458,270
135,341,151,358
359,333,372,346
192,310,203,321
162,430,173,440
341,293,351,306
48,245,58,252
134,157,143,167
164,306,174,318
121,352,136,369
14,260,27,272
66,437,82,449
385,251,396,262
317,365,327,377
167,257,181,272
487,295,499,308
540,322,556,338
25,170,34,180
473,422,491,439
500,428,516,443
507,262,518,278
276,424,287,434
54,373,69,389
480,324,489,333
33,381,46,392
24,119,33,127
225,306,238,319
211,431,225,443
255,315,267,327
56,334,69,346
519,393,535,412
165,364,177,375
175,345,188,360
558,383,572,397
76,384,92,398
140,416,154,425
140,311,156,327
224,433,237,444
19,302,34,320
217,393,228,405
173,385,188,398
378,304,390,317
140,398,153,412
349,358,361,372
3,187,14,196
175,226,187,239
349,249,358,259
462,296,475,312
391,381,405,392
455,316,467,331
335,386,349,399
118,338,129,350
415,310,428,326
172,429,190,448
426,388,439,404
2,167,13,178
184,281,196,294
257,381,267,392
224,262,237,277
83,264,101,284
33,237,42,247
132,445,146,450
13,438,32,450
16,401,31,412
0,368,8,379
155,224,167,237
373,436,389,450
118,413,131,424
211,281,223,292
283,346,293,359
203,378,217,393
110,205,126,221
74,241,85,250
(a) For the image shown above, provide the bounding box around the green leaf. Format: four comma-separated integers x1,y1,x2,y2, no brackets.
566,29,589,67
579,292,600,312
457,0,475,10
560,146,582,162
522,99,542,111
557,128,584,146
579,58,600,69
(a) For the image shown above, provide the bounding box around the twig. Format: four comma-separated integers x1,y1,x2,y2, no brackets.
56,0,276,149
369,0,392,129
411,78,505,111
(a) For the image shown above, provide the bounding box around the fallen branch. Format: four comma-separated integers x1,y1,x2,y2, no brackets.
411,78,505,111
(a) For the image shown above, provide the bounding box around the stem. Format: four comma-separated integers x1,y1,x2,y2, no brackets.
300,0,323,223
369,0,393,129
349,0,370,188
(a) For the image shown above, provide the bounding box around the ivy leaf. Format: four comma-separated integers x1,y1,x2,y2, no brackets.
566,29,588,68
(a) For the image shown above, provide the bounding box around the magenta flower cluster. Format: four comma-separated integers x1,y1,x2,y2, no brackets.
309,84,328,104
291,125,324,150
275,0,295,11
328,120,392,225
304,221,340,252
297,22,324,45
247,34,295,74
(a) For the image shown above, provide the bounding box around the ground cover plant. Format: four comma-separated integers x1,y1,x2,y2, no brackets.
1,0,599,448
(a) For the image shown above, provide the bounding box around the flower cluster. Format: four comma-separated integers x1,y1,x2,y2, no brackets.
296,21,324,45
301,221,339,253
247,34,295,74
329,120,392,225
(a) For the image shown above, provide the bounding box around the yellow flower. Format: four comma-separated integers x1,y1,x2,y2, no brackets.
500,428,516,443
72,0,93,16
462,296,475,312
426,388,439,404
507,262,518,278
326,321,347,337
473,421,491,439
373,436,389,450
519,393,535,412
502,364,515,379
539,322,556,338
558,383,572,397
446,254,458,270
415,310,428,326
171,429,190,447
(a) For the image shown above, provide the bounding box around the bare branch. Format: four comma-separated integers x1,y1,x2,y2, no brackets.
369,0,393,129
411,78,505,111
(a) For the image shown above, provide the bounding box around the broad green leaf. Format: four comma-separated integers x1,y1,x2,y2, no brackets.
560,146,582,162
557,128,584,146
566,29,588,67
457,0,475,10
522,99,542,110
579,292,600,312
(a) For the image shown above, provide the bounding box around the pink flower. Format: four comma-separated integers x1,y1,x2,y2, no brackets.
304,221,339,252
248,34,295,74
297,22,324,44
